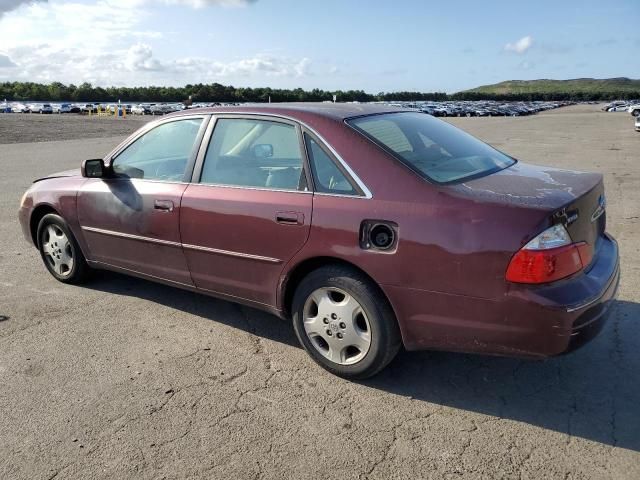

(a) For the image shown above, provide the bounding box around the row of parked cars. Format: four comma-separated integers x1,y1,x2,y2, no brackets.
385,100,575,117
1,99,575,118
601,100,640,116
130,102,240,115
0,102,56,113
0,102,99,114
0,101,242,115
126,100,572,117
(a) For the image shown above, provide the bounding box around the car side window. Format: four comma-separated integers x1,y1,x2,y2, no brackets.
112,118,203,181
304,134,357,195
200,118,306,191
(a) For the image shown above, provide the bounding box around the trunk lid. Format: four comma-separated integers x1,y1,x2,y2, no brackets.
456,162,606,257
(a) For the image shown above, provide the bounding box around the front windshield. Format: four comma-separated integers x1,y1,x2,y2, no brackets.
347,112,516,184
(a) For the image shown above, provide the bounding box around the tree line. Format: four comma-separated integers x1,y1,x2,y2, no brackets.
1,81,638,103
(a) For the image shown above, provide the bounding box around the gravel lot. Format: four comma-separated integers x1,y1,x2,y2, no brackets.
0,113,149,143
0,105,638,479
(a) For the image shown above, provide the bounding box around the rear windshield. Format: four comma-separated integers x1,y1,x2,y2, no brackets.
347,112,515,184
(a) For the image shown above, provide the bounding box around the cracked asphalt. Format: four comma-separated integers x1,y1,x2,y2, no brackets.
0,105,639,479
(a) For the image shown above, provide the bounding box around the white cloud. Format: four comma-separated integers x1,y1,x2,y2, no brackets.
0,0,46,17
125,43,162,71
0,40,311,85
0,0,310,86
206,55,310,77
504,35,533,54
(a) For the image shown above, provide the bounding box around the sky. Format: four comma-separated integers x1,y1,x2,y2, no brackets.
0,0,638,93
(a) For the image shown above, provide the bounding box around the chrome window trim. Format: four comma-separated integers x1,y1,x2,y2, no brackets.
97,178,190,186
81,226,282,264
129,178,188,186
194,182,312,194
314,192,368,199
187,111,372,199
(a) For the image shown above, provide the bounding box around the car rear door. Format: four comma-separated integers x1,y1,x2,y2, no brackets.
77,115,209,285
180,115,313,307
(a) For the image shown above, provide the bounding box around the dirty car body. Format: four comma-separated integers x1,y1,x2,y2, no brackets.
18,104,620,376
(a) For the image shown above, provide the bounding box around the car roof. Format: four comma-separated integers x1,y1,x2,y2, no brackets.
168,102,411,122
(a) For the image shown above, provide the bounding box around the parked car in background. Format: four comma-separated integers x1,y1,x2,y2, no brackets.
602,101,627,111
11,103,29,113
608,105,629,112
80,104,97,113
149,103,180,115
29,103,53,114
52,103,71,114
18,104,619,379
131,104,146,115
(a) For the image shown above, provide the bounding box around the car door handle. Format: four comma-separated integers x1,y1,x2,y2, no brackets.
276,211,303,225
154,200,174,212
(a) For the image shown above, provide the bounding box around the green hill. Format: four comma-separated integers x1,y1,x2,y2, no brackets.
459,78,640,100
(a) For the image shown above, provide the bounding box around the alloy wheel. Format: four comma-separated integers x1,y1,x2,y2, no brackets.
42,225,74,277
302,287,372,365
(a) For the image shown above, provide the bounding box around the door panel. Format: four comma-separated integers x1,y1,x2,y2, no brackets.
77,178,192,285
76,116,207,285
180,185,312,305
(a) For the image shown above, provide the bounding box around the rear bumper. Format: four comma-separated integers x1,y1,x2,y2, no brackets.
384,234,620,357
563,268,618,353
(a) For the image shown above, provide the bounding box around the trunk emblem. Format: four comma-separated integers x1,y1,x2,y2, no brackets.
591,195,606,223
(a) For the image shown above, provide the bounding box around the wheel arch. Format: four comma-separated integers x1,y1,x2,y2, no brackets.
280,256,399,325
29,203,60,245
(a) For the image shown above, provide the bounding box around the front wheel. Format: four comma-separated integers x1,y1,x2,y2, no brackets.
292,265,401,379
37,214,90,284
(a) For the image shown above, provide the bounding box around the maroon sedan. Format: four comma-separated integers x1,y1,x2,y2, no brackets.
18,104,619,378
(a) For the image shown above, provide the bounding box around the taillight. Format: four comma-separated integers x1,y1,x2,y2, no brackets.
506,224,593,284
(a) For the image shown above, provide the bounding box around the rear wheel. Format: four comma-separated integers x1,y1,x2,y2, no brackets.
37,214,90,284
292,265,401,379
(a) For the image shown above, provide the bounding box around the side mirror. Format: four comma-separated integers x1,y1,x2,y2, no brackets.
81,158,106,178
252,143,273,159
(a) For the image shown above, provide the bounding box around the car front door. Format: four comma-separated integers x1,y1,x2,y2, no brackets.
180,116,313,307
77,115,208,285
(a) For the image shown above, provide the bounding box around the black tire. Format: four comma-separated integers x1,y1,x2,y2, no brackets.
37,213,90,284
291,265,401,379
632,109,640,117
